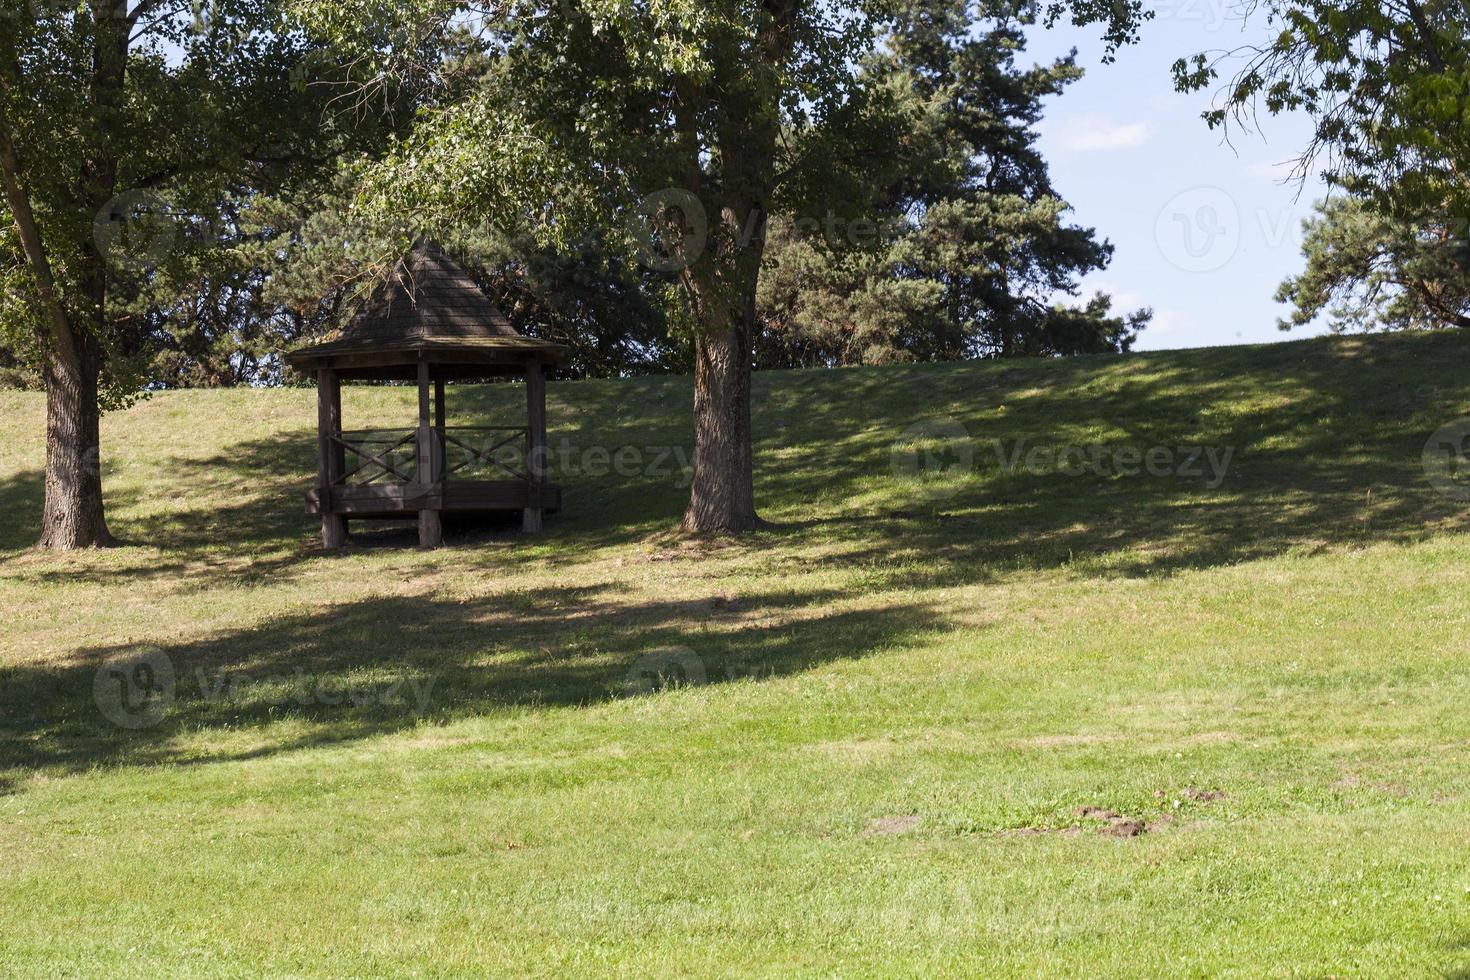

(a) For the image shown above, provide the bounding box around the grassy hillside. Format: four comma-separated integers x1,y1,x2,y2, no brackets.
3,331,1470,975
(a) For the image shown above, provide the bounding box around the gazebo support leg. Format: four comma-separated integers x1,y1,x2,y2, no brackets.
434,375,447,471
323,514,347,550
523,361,546,534
522,508,543,535
416,361,443,548
419,510,442,549
318,368,347,549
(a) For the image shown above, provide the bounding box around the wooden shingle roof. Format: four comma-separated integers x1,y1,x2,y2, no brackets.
286,240,566,374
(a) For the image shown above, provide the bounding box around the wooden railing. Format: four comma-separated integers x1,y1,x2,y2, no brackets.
329,427,529,487
440,426,530,483
330,429,419,486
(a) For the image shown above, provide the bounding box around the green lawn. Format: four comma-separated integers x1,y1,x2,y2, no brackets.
4,331,1470,976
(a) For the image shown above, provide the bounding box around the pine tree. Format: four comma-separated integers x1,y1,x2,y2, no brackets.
756,0,1149,366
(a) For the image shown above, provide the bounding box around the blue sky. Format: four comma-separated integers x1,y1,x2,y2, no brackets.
1025,3,1333,351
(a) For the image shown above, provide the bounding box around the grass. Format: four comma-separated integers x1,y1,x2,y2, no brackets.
3,330,1470,975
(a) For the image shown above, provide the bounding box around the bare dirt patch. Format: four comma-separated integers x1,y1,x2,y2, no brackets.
866,815,922,836
1075,806,1148,838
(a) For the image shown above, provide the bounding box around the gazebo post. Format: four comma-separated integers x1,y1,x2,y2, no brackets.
416,360,443,548
434,371,447,481
524,360,547,534
317,368,347,549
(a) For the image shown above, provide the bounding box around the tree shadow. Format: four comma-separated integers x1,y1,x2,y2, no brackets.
745,332,1470,584
5,331,1470,793
5,332,1469,590
0,580,954,793
0,426,354,589
0,469,43,551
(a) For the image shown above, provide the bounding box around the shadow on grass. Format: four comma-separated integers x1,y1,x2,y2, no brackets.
5,332,1470,586
0,581,951,793
4,331,1470,792
747,331,1470,583
0,469,43,551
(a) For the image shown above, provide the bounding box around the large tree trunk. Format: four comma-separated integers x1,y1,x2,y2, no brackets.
39,226,119,549
38,331,114,549
684,292,759,533
0,110,116,549
681,201,767,534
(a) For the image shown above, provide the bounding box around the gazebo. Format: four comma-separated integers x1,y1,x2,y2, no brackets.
286,241,568,548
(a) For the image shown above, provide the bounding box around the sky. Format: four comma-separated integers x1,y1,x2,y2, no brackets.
1025,1,1334,351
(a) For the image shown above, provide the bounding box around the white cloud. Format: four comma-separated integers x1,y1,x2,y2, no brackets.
1246,160,1296,182
1148,309,1197,337
1043,114,1152,153
1148,92,1189,114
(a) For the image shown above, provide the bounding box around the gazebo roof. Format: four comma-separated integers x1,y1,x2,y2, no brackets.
285,240,567,376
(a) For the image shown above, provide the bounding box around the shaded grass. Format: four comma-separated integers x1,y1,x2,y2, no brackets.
3,331,1470,975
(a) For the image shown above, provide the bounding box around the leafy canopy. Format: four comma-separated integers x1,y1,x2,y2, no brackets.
1278,195,1470,332
757,0,1148,364
0,0,399,399
298,0,1146,277
1174,0,1470,221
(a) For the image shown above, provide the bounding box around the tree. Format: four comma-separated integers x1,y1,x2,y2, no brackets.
756,202,1147,367
1278,195,1470,332
120,187,374,388
242,183,688,381
311,0,1145,533
456,229,687,379
0,0,392,547
756,0,1149,368
1175,2,1470,338
1174,0,1470,222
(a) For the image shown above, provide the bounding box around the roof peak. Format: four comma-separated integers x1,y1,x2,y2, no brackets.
339,239,521,346
285,239,570,371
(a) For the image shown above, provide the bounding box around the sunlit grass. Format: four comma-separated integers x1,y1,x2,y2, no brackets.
3,331,1470,974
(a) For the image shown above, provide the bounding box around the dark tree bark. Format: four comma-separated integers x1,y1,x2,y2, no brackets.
683,259,760,533
674,6,796,535
0,111,116,548
679,191,770,534
38,332,114,548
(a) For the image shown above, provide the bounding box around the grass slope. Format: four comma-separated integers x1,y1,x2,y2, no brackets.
3,331,1470,975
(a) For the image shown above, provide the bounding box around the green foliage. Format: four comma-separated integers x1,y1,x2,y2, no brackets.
458,229,689,378
755,0,1148,365
1277,195,1470,333
112,183,381,388
302,0,1145,323
333,0,900,264
248,171,689,379
0,225,41,387
0,0,408,400
1174,0,1470,220
1,0,1148,389
1181,2,1470,339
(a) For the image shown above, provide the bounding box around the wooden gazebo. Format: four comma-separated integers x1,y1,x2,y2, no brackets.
286,241,568,548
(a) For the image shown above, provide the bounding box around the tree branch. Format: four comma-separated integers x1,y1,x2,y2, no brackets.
0,72,79,371
1402,0,1447,73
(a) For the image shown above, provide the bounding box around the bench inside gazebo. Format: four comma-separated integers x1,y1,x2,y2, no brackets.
286,241,569,548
